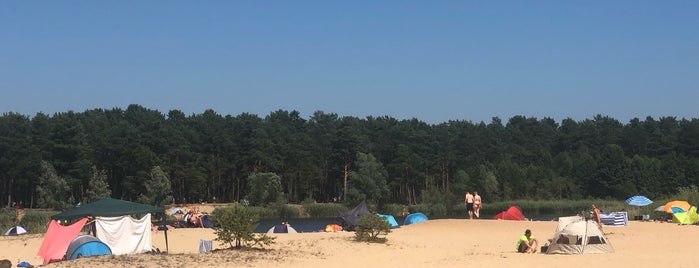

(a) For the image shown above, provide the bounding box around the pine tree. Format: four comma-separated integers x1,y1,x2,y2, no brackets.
84,166,111,203
138,166,173,207
36,161,74,210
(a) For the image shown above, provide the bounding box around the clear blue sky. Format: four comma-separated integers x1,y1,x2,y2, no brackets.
2,1,698,124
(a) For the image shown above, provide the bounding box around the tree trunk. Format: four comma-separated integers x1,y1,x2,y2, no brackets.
343,163,350,202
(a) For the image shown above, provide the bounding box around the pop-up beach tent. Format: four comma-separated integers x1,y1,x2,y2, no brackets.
546,216,613,254
404,212,428,225
266,223,298,234
4,225,28,236
378,213,399,228
494,206,525,221
672,206,699,225
65,235,112,260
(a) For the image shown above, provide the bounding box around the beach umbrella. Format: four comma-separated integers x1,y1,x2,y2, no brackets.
626,195,653,207
654,205,666,212
4,226,28,236
664,200,691,213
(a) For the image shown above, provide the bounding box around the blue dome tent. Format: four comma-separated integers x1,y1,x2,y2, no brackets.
377,214,399,228
65,235,112,260
404,213,428,225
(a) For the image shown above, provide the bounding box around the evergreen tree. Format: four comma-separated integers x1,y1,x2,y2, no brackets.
36,161,74,210
346,152,389,206
138,166,173,207
246,172,284,206
84,166,111,203
211,204,275,249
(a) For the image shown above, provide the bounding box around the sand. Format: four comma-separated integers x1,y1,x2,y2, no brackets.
1,219,698,268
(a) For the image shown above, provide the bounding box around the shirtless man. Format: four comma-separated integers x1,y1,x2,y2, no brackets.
465,192,475,219
473,192,482,219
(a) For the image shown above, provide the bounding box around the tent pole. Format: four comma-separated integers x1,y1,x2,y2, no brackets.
164,227,169,254
158,224,169,254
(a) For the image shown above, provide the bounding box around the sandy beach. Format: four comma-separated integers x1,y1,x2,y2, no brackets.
2,218,698,268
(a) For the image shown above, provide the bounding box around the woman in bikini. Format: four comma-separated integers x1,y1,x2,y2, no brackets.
474,192,482,219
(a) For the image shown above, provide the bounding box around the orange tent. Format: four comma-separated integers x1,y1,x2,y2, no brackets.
325,224,343,232
664,200,691,213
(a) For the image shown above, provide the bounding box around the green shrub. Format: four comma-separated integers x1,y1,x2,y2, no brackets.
429,203,447,217
355,214,391,243
245,206,277,219
275,204,300,219
303,203,348,218
20,209,53,233
211,205,276,249
673,185,699,205
0,209,14,231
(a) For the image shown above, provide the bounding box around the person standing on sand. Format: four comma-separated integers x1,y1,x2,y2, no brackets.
465,192,474,219
591,204,603,230
473,192,482,219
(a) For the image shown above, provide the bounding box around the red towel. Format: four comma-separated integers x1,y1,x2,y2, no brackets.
37,218,88,265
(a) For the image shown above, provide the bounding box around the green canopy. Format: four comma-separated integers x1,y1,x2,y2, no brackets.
51,198,164,220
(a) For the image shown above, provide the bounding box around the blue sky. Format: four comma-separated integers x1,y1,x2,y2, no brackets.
2,1,698,124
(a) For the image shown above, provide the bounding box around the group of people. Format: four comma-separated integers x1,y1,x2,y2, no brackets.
464,191,482,219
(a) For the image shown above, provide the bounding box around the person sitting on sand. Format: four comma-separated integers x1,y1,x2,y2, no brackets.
517,229,539,253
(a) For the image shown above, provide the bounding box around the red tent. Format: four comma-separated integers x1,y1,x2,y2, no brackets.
493,206,525,221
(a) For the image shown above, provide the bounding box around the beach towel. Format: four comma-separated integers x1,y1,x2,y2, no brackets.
96,214,152,255
37,218,89,265
199,239,212,254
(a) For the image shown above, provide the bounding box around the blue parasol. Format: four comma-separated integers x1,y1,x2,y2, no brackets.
626,195,653,207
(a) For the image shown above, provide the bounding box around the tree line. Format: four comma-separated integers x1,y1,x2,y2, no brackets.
1,104,698,209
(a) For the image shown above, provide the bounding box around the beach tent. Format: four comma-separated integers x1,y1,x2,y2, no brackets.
339,201,370,230
599,211,628,226
266,224,298,234
52,198,164,221
377,213,399,228
4,226,28,236
494,206,525,221
672,206,699,225
404,212,428,225
325,224,343,232
663,200,691,214
65,235,112,260
546,216,613,254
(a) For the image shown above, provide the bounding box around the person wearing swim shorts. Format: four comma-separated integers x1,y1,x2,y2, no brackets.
465,192,474,219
